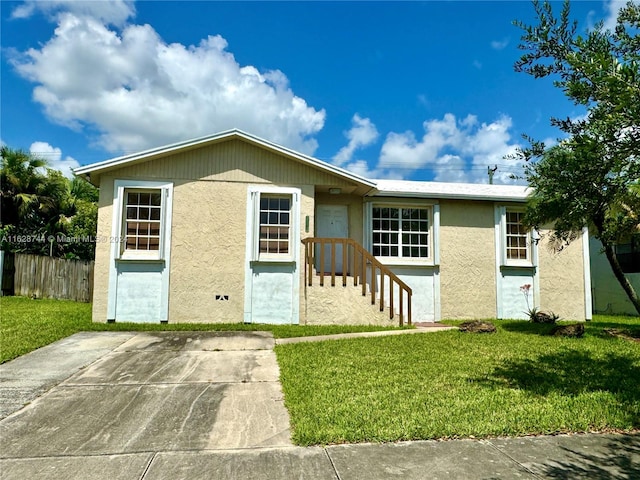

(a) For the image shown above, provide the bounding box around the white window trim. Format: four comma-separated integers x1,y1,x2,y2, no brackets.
364,200,439,267
497,206,536,268
107,179,173,321
246,186,300,264
112,181,173,261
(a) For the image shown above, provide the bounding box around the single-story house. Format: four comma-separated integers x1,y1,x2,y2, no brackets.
75,129,592,325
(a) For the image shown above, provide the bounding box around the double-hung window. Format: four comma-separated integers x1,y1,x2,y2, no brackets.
259,195,291,256
124,190,162,253
248,187,299,262
372,206,430,260
114,180,172,261
498,207,534,266
505,210,530,262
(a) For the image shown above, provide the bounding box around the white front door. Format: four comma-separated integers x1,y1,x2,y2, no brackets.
316,205,348,274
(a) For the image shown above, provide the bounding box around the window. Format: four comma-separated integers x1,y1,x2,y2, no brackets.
372,207,429,259
505,210,530,262
259,196,291,255
123,190,162,253
615,234,640,274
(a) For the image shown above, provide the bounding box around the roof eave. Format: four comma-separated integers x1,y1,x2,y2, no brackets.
367,190,528,202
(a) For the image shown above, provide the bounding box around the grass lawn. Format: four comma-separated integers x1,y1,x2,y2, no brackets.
275,316,640,445
2,296,638,446
0,296,408,363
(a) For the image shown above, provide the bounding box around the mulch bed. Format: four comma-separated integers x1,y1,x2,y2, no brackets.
604,328,640,343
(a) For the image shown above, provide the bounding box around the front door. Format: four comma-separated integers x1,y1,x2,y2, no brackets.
316,205,348,274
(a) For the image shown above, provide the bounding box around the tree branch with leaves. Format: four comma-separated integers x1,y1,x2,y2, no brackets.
514,0,640,315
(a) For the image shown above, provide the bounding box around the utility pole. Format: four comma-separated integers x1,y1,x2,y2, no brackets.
488,165,498,184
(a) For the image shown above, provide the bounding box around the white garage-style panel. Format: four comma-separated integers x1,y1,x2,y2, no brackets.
115,262,164,322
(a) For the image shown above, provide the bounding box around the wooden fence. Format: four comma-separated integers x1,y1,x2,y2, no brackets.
9,253,94,303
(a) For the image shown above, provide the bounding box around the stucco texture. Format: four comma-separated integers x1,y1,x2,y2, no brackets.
439,200,497,319
537,231,587,320
168,180,246,323
91,176,115,323
303,283,398,326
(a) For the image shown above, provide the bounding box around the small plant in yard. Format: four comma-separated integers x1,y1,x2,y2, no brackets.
520,284,559,323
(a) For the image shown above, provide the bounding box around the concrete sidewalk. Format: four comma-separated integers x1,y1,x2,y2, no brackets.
1,331,638,479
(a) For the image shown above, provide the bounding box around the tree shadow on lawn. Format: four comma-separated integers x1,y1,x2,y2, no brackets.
498,320,557,335
479,348,640,420
534,435,640,480
499,320,640,340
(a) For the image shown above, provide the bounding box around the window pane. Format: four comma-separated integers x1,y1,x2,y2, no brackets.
372,206,429,258
122,189,163,253
259,195,291,255
505,210,529,261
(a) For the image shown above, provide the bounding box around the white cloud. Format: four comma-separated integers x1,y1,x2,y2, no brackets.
588,0,638,32
601,0,628,31
332,114,379,166
29,141,80,178
377,113,525,184
491,38,509,50
10,8,325,155
11,0,135,26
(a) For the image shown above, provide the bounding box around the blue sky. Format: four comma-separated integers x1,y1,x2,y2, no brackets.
0,0,627,183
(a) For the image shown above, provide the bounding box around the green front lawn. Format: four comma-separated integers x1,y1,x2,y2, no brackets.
2,296,638,446
276,316,640,445
0,296,408,363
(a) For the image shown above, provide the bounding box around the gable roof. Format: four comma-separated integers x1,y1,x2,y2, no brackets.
74,128,376,189
371,179,529,202
74,129,530,202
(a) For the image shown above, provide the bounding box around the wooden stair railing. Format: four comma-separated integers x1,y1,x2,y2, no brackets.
301,237,412,326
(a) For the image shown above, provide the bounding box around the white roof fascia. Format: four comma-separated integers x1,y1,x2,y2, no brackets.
368,180,530,202
73,129,376,188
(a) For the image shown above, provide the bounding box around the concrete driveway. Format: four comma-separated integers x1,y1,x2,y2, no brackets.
0,331,295,479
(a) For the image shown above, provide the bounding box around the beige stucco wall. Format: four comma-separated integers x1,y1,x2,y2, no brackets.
167,180,246,323
439,200,497,319
537,230,587,320
91,138,361,323
302,283,398,326
91,176,115,323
